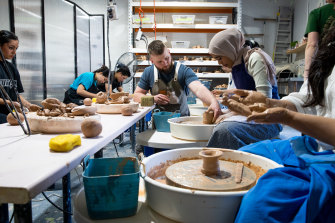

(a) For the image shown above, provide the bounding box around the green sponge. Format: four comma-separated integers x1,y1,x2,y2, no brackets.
141,96,154,107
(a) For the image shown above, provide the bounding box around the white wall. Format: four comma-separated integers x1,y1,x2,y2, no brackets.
0,0,10,30
293,0,326,42
240,0,293,57
70,0,129,70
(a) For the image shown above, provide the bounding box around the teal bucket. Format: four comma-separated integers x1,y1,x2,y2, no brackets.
153,110,181,132
82,157,140,220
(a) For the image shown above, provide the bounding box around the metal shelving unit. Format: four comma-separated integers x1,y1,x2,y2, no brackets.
128,1,241,91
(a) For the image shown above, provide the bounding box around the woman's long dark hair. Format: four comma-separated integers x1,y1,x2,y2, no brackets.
304,25,335,107
0,30,18,46
93,65,109,77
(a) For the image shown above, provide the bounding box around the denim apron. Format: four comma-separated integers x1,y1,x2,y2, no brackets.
232,58,279,99
151,62,189,116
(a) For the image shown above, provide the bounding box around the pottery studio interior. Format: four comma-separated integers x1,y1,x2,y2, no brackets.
1,0,335,222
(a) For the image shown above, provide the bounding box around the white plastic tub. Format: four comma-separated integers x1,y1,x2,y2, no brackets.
133,14,154,24
172,15,195,24
168,116,215,141
209,16,228,24
171,40,190,48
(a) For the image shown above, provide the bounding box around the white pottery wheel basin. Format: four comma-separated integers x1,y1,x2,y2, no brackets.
26,112,100,134
168,116,215,141
95,102,139,114
188,105,207,116
142,147,282,223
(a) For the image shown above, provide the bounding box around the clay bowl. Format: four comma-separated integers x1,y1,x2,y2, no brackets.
95,102,139,114
26,112,100,133
168,116,215,141
141,147,281,223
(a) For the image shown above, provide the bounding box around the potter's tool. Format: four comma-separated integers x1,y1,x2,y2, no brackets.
165,150,256,191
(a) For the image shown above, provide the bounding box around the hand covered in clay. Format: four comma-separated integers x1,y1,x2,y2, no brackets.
28,104,42,112
11,101,22,113
214,111,237,124
230,89,267,105
226,99,252,116
247,107,290,124
212,89,224,96
154,94,170,105
208,102,223,123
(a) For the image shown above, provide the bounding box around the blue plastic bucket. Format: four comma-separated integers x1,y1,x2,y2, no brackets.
82,157,140,220
153,110,181,132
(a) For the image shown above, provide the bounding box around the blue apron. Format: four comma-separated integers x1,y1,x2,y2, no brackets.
232,58,279,99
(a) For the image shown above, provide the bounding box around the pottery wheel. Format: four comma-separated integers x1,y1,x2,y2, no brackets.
165,159,257,191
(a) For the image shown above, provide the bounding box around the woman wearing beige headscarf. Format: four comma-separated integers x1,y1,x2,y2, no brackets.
209,28,279,99
206,28,282,150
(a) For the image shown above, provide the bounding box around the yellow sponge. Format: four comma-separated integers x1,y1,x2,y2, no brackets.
49,134,81,152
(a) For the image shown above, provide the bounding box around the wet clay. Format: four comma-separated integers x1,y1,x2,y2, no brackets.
199,150,223,175
203,110,214,124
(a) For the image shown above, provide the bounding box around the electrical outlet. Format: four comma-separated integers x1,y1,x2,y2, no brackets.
107,5,118,20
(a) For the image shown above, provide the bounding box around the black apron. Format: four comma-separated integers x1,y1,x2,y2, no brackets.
232,58,280,99
63,79,99,105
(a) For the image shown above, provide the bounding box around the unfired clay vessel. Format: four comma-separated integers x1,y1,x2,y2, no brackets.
199,150,223,176
203,110,214,124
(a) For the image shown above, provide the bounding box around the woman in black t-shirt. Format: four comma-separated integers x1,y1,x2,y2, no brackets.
0,30,40,123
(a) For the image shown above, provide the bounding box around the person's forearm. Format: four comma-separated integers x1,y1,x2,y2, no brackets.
266,98,297,112
285,110,335,146
133,92,146,103
304,45,317,80
77,90,97,98
193,85,217,105
304,32,319,80
18,95,31,108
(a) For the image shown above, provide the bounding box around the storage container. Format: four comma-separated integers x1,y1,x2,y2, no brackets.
209,16,228,24
171,41,190,48
82,157,140,220
133,14,154,24
172,15,195,24
153,110,181,132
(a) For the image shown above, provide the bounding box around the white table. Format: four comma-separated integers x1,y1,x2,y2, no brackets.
136,130,208,149
0,106,153,223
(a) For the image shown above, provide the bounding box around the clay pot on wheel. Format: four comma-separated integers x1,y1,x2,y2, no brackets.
203,110,214,124
199,150,223,176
